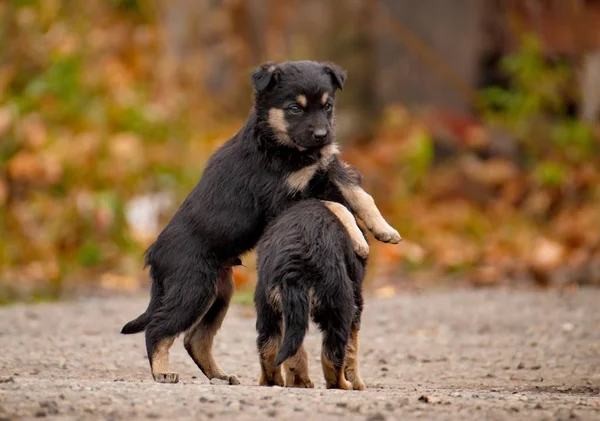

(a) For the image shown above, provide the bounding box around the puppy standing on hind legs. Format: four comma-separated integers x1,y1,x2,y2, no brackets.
121,60,400,384
134,259,241,384
255,199,368,390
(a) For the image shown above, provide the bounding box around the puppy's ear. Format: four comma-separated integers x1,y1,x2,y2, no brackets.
251,62,279,92
323,62,346,91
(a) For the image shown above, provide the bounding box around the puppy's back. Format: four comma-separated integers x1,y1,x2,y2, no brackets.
257,199,355,279
256,199,362,365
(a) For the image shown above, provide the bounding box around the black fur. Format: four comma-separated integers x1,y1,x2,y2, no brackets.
254,199,366,370
120,61,373,382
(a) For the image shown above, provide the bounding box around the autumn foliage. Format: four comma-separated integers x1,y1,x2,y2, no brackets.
1,1,599,302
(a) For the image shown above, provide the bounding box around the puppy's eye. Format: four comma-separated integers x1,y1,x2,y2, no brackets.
324,103,333,112
288,104,302,114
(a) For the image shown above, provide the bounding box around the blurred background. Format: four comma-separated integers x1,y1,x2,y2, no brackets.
1,0,599,303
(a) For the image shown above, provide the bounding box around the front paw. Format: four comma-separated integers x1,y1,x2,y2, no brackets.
352,237,370,259
373,224,402,244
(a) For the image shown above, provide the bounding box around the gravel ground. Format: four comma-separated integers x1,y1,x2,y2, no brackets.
1,288,599,421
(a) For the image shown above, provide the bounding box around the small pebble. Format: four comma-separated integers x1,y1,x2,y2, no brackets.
367,413,386,421
562,323,575,332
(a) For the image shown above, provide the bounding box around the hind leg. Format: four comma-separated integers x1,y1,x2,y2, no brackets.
184,269,240,385
344,329,365,390
145,270,219,384
255,289,284,387
147,335,179,383
257,334,284,387
318,311,352,390
321,332,352,390
344,287,366,390
283,344,314,388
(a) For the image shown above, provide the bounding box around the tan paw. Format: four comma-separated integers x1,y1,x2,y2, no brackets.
259,373,284,387
285,375,314,388
372,224,402,244
227,375,240,385
352,237,370,259
326,378,353,390
351,377,366,390
153,372,179,384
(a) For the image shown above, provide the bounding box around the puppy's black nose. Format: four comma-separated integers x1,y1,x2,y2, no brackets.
312,129,328,142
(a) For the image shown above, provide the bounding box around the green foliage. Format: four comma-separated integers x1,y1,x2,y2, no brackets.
403,128,434,190
479,34,596,166
0,1,223,298
535,161,566,188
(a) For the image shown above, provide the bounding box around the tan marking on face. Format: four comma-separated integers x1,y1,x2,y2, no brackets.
283,344,314,388
321,92,329,105
151,336,176,375
286,163,318,193
344,329,365,390
296,95,307,108
267,65,276,72
322,201,369,258
335,183,401,244
268,108,306,151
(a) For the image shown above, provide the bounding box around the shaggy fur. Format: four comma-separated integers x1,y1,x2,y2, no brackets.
120,60,400,384
254,199,367,390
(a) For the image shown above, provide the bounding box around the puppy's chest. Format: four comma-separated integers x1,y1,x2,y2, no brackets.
284,145,338,194
285,162,322,194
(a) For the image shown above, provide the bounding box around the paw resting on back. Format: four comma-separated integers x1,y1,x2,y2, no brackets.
352,237,370,259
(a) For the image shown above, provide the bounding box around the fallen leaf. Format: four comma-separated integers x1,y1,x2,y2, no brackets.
100,273,140,292
0,106,13,137
374,285,397,299
0,178,7,205
471,265,502,286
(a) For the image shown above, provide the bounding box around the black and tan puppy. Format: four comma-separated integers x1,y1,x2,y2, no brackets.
121,61,400,384
255,198,367,390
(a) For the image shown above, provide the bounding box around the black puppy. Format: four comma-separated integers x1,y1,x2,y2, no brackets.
255,198,367,390
121,61,401,384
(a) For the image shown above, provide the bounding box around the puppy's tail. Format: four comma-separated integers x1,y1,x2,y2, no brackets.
121,312,151,334
121,248,159,335
275,284,310,366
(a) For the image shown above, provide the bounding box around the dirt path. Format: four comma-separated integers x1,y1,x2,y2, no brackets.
1,289,599,421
